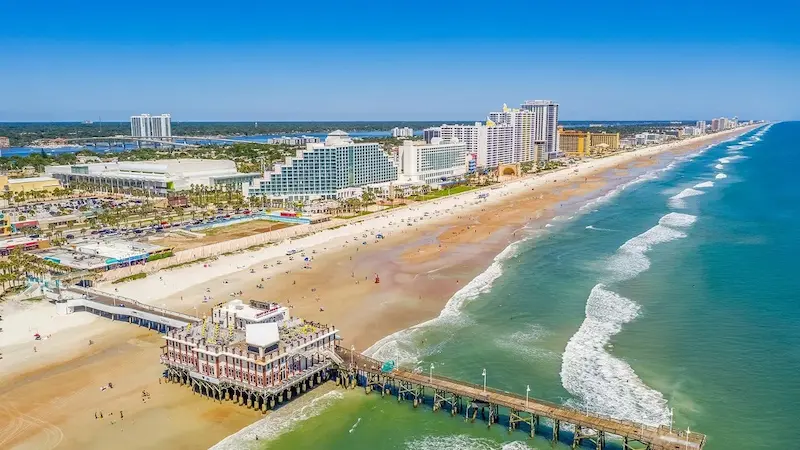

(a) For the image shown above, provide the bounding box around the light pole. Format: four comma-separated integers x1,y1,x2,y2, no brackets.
429,363,434,383
482,368,487,394
669,408,674,434
525,385,530,409
686,426,690,450
350,345,355,368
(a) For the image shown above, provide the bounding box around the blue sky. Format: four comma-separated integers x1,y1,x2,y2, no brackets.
1,0,798,121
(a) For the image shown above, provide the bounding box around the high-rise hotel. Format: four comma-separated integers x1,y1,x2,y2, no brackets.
243,130,398,201
131,114,172,138
519,100,559,157
438,100,559,168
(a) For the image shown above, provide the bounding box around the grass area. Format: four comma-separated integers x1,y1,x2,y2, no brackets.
146,251,174,262
410,185,477,201
112,273,147,284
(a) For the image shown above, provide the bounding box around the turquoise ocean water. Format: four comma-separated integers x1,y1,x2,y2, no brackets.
215,122,799,450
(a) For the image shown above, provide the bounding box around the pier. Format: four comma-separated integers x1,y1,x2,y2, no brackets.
334,346,706,450
51,286,199,332
51,289,707,449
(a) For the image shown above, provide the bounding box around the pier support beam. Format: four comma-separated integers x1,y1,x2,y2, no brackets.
433,389,456,413
553,419,560,443
508,409,536,437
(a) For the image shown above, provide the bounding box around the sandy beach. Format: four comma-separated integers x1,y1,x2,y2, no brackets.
0,125,759,449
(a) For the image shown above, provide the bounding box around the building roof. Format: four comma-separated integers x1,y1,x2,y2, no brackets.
0,236,45,248
245,322,280,348
7,176,58,184
324,130,353,146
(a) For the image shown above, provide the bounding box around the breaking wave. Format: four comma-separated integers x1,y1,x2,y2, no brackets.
693,181,714,189
668,188,705,209
562,211,697,426
714,164,724,170
561,285,669,426
658,212,698,228
606,221,690,281
715,173,728,179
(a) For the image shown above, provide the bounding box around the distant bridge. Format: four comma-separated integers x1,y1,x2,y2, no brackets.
64,135,268,148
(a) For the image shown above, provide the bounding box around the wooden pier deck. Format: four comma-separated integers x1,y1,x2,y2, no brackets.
335,346,705,450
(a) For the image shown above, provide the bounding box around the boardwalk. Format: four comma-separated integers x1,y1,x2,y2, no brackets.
335,346,705,450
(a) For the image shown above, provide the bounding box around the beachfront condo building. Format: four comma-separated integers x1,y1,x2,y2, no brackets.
391,127,414,138
161,299,339,408
423,127,441,144
398,138,468,185
711,117,735,132
130,114,172,138
439,122,516,168
558,128,621,158
696,121,707,133
519,100,559,157
489,103,556,164
243,130,399,201
588,132,621,150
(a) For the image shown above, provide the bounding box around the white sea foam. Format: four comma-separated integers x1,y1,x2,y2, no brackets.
727,144,744,151
693,181,714,189
210,390,344,449
668,188,705,209
494,324,556,361
365,239,526,364
606,224,688,280
544,223,554,228
406,435,535,450
658,212,698,228
714,164,724,170
715,173,728,179
561,285,669,426
717,155,746,164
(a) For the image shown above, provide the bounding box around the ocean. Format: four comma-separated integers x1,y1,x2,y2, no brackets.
214,122,800,450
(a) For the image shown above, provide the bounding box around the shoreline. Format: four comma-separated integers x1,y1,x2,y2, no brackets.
0,124,762,449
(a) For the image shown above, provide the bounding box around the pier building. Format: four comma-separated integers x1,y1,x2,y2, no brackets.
160,299,340,410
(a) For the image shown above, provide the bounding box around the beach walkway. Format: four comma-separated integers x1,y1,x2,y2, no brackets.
334,346,705,450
